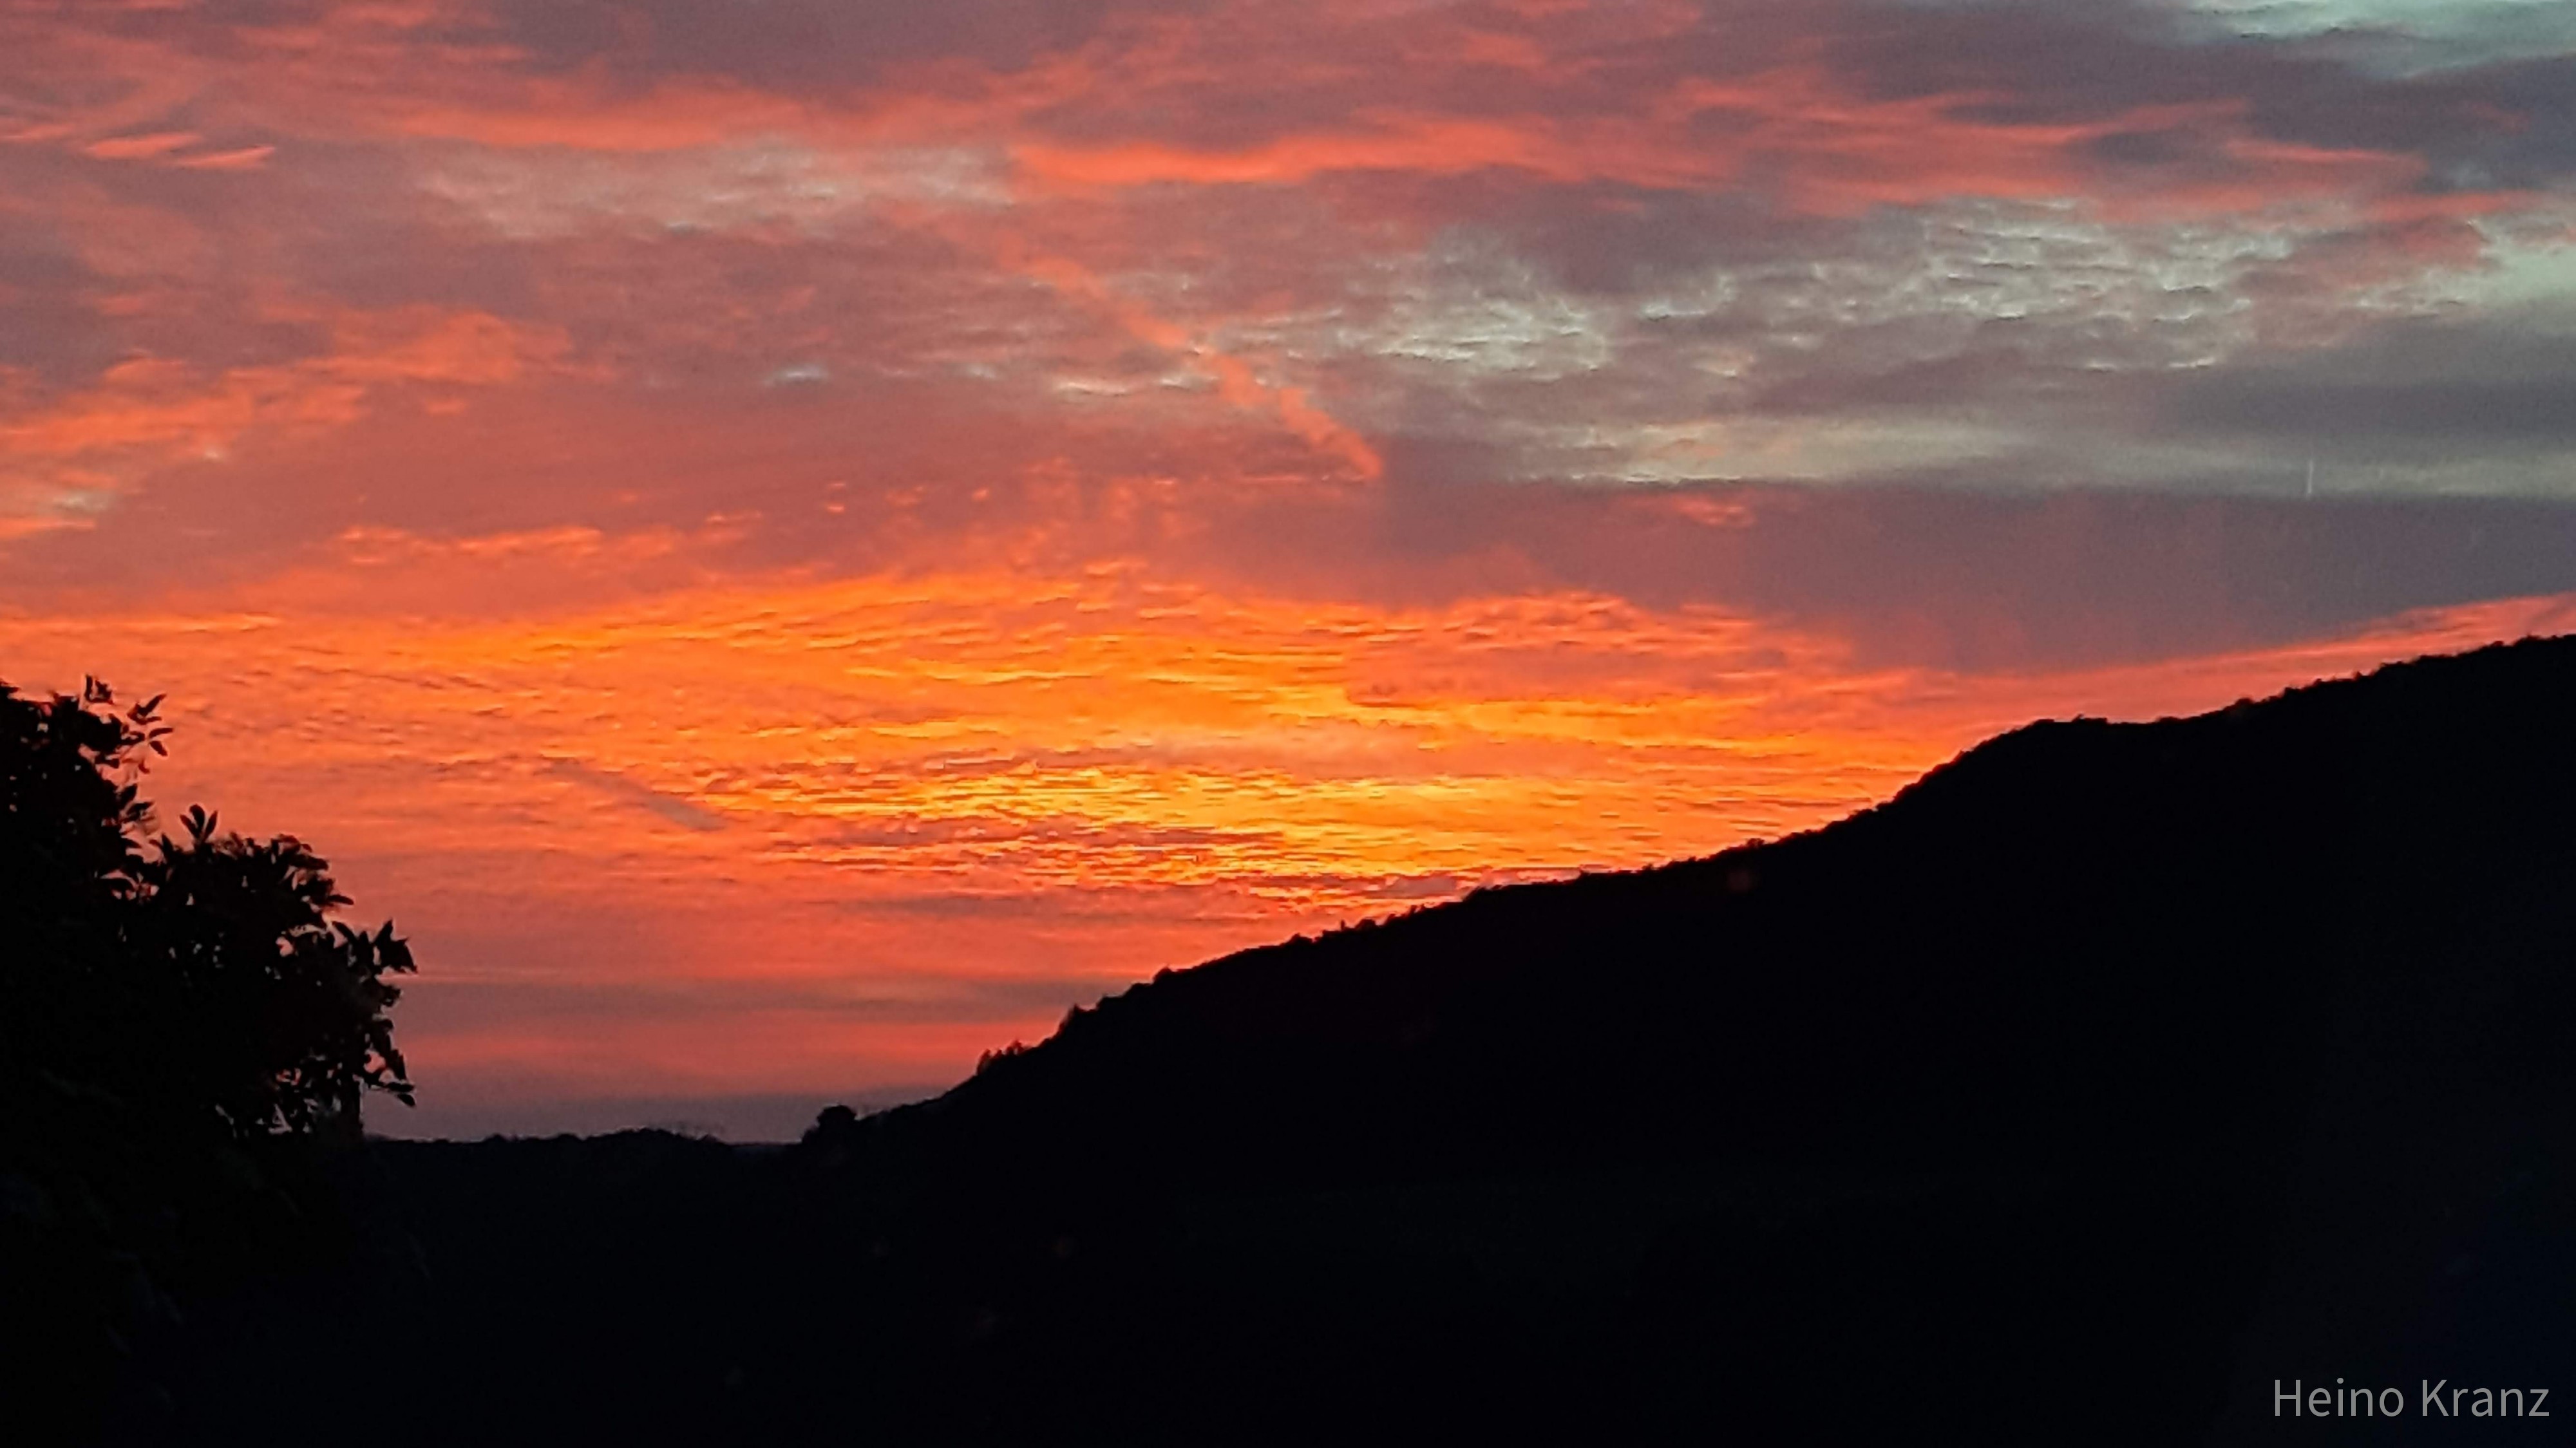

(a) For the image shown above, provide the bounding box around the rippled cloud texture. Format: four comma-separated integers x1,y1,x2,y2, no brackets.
5,0,2573,1135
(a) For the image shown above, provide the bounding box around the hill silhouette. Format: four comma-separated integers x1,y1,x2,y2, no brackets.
104,636,2576,1444
769,632,2575,1442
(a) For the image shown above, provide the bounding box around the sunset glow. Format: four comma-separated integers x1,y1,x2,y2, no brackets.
6,0,2573,1135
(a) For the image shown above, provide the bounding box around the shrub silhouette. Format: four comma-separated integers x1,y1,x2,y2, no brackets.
0,677,415,1437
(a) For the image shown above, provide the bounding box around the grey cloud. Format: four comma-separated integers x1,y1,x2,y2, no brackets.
74,0,1159,88
844,889,1265,925
2162,315,2576,446
1665,2,2576,197
1363,449,2576,670
0,149,354,369
543,757,726,831
0,234,118,383
792,813,1247,852
468,0,1170,90
2168,0,2576,75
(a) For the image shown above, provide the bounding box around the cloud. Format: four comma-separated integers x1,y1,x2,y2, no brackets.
2178,0,2576,72
2162,310,2576,446
0,305,573,531
542,757,727,832
2,0,2573,1118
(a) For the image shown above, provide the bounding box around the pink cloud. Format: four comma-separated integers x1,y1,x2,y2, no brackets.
2,0,2571,1124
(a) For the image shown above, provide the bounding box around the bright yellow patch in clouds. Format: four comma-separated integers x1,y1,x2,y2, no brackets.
3,549,2564,1107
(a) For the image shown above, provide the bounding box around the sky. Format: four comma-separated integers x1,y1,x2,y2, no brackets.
3,0,2573,1139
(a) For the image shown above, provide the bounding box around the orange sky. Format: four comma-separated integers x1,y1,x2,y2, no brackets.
5,0,2575,1136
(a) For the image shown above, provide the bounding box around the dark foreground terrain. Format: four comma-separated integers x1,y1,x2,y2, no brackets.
91,639,2576,1442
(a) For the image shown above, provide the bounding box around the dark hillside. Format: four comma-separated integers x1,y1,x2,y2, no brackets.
862,634,2576,1188
784,634,2576,1442
131,635,2576,1445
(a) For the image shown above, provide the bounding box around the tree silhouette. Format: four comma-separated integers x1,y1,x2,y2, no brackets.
0,675,417,1436
133,805,415,1141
